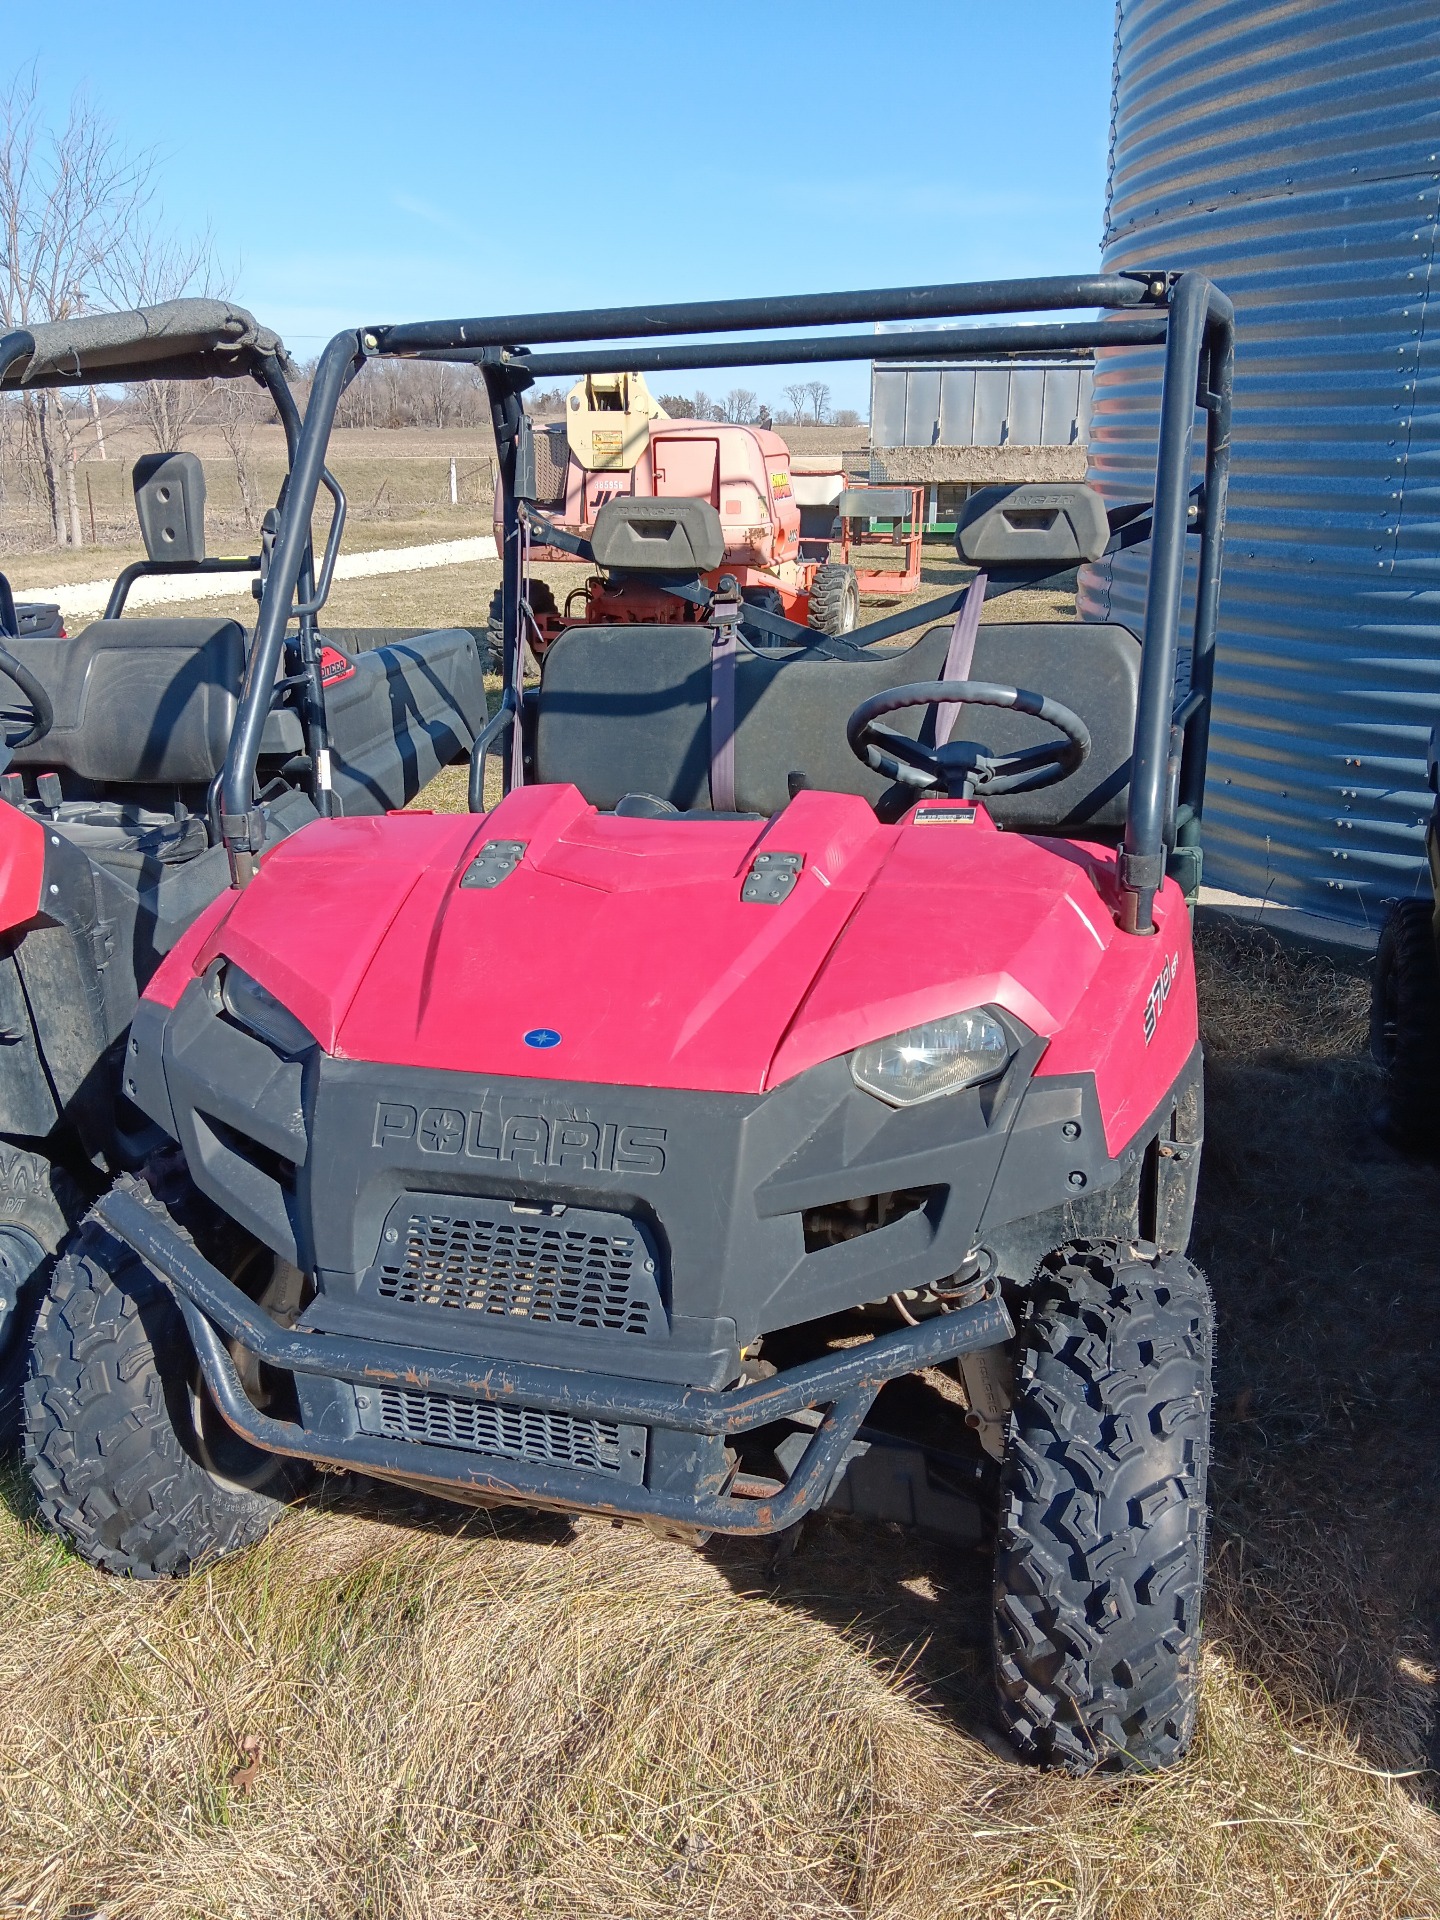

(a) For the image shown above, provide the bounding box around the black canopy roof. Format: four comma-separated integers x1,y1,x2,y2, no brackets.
0,299,293,390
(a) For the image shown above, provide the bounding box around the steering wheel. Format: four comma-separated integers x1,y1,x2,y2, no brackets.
846,680,1091,800
0,643,52,752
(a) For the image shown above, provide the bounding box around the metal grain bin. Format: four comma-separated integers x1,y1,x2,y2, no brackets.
1080,0,1440,931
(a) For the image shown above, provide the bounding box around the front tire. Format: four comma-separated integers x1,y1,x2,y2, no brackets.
993,1241,1213,1772
805,562,859,636
0,1144,82,1447
1371,898,1440,1149
741,584,786,647
486,581,556,676
25,1217,304,1577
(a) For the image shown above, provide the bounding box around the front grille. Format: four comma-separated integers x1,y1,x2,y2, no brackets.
373,1198,664,1338
363,1385,644,1480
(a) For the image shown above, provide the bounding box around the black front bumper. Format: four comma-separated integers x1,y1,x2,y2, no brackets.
97,1183,1012,1534
123,974,1199,1533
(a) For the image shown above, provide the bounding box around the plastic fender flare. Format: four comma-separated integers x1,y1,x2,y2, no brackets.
0,800,46,934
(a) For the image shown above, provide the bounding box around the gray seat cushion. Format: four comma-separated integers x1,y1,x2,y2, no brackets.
534,619,1141,831
535,624,955,814
7,616,244,785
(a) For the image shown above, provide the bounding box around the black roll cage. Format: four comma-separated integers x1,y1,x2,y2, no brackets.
0,307,349,825
222,270,1233,935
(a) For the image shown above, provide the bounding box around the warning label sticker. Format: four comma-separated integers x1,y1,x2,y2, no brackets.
318,644,357,687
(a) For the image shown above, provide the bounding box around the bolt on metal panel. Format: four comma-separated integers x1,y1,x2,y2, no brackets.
1080,0,1440,933
940,368,978,446
1007,369,1046,447
903,368,943,447
870,358,1094,450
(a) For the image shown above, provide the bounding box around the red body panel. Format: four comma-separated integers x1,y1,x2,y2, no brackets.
193,813,484,1048
0,798,46,934
146,786,1198,1154
144,889,242,1008
334,787,889,1092
1034,888,1197,1155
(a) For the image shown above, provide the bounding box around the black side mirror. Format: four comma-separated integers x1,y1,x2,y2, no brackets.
133,450,206,563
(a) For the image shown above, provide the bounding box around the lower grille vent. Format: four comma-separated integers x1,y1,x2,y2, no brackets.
362,1385,645,1480
372,1198,665,1338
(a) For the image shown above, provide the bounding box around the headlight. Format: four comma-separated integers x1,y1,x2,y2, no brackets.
850,1008,1012,1107
219,964,315,1057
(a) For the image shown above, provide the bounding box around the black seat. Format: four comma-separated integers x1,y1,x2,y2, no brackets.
5,616,244,785
965,620,1140,832
534,618,1141,831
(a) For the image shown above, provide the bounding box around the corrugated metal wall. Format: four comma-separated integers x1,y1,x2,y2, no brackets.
1079,0,1440,930
872,359,1093,448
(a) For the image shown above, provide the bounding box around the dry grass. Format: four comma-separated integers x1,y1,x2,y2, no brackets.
0,418,869,571
0,426,504,567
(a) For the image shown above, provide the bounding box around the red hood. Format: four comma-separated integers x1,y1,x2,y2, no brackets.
168,784,1139,1098
0,798,46,936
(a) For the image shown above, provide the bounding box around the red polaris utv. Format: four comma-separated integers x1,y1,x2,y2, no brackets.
0,301,486,1427
24,271,1233,1773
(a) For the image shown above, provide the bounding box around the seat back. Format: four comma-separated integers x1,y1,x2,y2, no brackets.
965,620,1140,832
5,617,245,785
533,618,1141,831
534,623,955,813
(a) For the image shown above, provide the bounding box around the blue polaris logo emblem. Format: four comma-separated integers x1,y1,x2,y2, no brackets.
523,1027,562,1050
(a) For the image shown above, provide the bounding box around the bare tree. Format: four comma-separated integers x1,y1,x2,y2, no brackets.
331,356,489,432
800,380,832,425
527,386,569,417
657,393,695,417
113,225,222,453
211,373,266,532
0,69,160,544
783,382,809,422
722,387,759,425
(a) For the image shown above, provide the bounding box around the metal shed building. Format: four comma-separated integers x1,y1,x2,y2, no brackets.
1080,0,1440,934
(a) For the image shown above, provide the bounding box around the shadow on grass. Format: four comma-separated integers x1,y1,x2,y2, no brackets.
1190,921,1440,1791
707,921,1440,1789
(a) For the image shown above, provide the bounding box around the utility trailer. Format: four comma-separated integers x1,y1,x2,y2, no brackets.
24,270,1233,1774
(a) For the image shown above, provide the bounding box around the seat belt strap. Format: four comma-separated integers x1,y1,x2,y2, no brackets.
709,588,743,812
933,570,987,747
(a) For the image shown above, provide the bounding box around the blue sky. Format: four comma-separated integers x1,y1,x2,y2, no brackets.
13,0,1115,410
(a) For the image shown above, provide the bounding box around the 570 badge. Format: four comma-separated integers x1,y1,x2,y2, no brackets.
1143,952,1182,1045
373,1101,667,1174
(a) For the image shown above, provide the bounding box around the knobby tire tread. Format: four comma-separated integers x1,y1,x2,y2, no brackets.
0,1144,84,1446
806,563,859,637
24,1212,291,1578
992,1239,1214,1773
